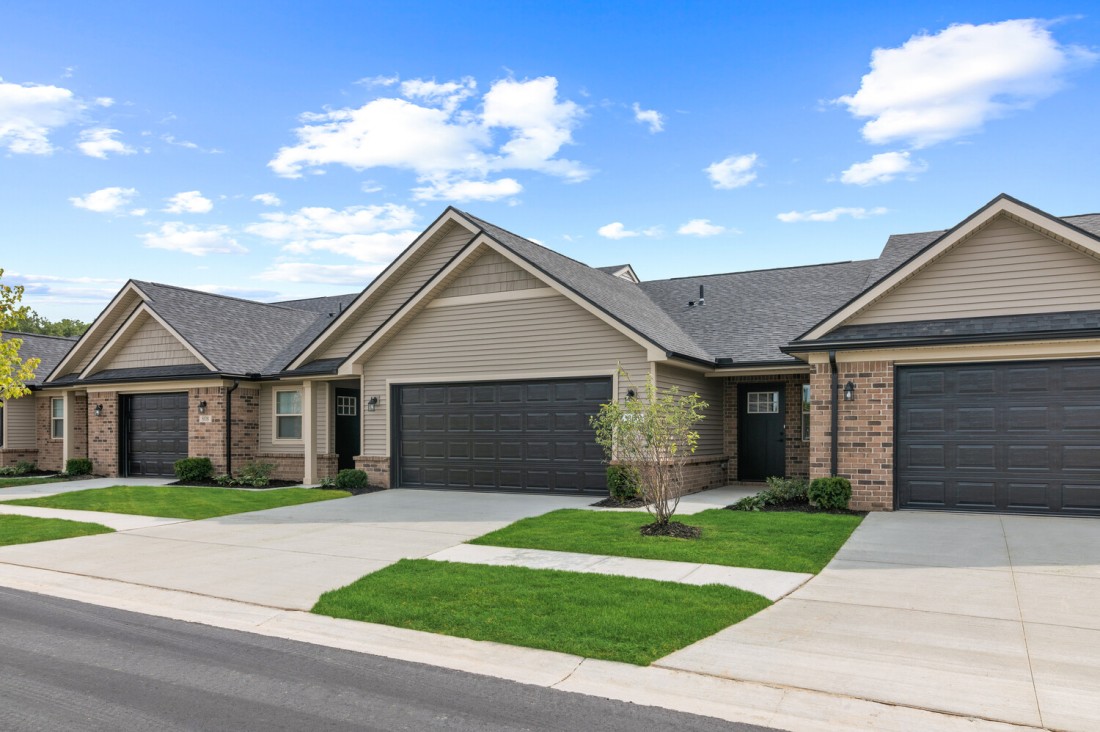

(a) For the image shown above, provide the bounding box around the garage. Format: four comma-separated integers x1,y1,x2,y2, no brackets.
896,360,1100,515
123,393,189,477
394,377,612,494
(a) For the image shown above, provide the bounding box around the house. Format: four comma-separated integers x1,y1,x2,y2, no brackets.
0,331,80,468
20,193,1100,516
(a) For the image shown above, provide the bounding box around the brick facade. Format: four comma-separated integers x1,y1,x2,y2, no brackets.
88,391,119,476
676,455,728,496
722,374,810,482
0,448,38,467
809,360,894,511
355,455,390,488
36,395,63,471
258,452,338,482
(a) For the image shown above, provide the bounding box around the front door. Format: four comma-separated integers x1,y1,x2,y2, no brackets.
738,384,786,481
334,388,361,471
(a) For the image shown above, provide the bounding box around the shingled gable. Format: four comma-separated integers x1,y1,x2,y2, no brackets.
795,194,1100,343
0,331,78,386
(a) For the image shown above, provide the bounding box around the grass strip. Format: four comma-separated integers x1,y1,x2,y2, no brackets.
0,514,113,546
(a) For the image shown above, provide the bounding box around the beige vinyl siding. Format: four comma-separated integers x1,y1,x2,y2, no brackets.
359,293,649,456
258,381,329,454
1,396,36,449
66,291,143,374
437,251,548,298
317,223,474,360
95,313,202,372
850,215,1100,325
654,363,724,455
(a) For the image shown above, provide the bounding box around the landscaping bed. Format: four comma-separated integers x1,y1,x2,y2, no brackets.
2,485,350,520
313,559,771,666
741,499,866,516
589,496,648,509
470,508,863,574
315,484,385,497
167,478,302,489
0,475,72,489
0,514,114,546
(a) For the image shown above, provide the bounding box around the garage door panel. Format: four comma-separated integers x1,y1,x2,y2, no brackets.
397,377,610,494
125,392,188,478
898,360,1100,515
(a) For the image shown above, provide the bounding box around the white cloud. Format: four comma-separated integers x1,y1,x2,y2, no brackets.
251,192,282,207
597,222,639,240
246,203,416,265
69,186,138,213
256,262,387,285
94,97,114,107
777,207,888,223
162,134,222,154
412,176,522,202
129,208,147,217
705,153,758,189
140,223,245,255
5,272,126,308
632,103,664,133
77,127,135,158
836,19,1098,148
0,77,84,154
839,151,928,185
355,74,400,87
269,75,588,194
677,219,727,236
164,190,213,214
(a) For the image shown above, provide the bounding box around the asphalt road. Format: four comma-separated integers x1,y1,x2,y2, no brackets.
0,587,774,731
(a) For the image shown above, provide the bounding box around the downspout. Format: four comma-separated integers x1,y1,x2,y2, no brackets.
828,350,838,476
225,380,240,476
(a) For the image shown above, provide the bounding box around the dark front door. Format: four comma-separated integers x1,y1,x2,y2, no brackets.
738,383,786,481
334,388,361,471
124,393,188,477
897,360,1100,515
395,377,611,494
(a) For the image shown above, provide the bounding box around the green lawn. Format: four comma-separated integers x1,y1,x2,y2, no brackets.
471,509,863,574
0,476,68,489
2,485,350,520
313,559,771,665
0,514,114,546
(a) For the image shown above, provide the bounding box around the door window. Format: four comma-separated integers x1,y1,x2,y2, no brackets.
746,391,779,414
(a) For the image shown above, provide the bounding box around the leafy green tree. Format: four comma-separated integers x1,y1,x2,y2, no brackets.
590,370,707,528
9,308,89,337
0,270,41,401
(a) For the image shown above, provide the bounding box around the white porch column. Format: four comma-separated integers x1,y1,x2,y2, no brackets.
302,380,316,484
61,390,77,465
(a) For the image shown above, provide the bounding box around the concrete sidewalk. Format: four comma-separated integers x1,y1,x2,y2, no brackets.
0,476,175,501
0,503,186,531
427,543,811,601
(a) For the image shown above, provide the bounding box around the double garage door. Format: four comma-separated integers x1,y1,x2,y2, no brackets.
395,377,611,494
124,393,188,477
897,360,1100,515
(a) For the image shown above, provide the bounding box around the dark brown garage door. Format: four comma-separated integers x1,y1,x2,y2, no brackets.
124,393,189,477
395,378,612,494
897,360,1100,515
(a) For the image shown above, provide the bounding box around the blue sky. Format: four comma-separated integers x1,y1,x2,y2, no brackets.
2,1,1098,320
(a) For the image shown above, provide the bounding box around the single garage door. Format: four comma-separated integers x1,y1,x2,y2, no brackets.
124,393,189,477
395,377,612,494
897,360,1100,515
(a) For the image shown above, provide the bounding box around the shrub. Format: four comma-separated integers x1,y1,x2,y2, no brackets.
15,460,37,475
237,461,275,487
213,473,234,486
730,476,808,511
808,477,852,510
318,475,337,488
174,457,214,482
65,458,93,476
333,468,368,490
606,465,640,504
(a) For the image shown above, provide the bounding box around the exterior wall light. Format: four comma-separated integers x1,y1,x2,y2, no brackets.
197,400,207,414
94,404,103,417
843,381,856,402
367,396,379,412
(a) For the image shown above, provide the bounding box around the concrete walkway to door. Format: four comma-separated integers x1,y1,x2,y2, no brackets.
0,489,591,610
658,511,1100,732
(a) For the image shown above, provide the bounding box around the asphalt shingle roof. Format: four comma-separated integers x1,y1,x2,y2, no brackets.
818,310,1100,343
1,331,78,385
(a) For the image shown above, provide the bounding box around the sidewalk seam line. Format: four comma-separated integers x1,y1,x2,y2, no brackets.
1001,516,1045,730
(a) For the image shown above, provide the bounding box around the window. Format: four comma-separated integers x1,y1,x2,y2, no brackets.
802,384,811,441
746,391,779,414
275,390,302,440
51,397,65,439
336,395,357,417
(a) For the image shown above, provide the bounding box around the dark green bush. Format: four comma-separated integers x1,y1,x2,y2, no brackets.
731,476,808,511
237,461,275,487
174,457,214,482
15,460,37,475
606,465,640,504
65,458,93,476
334,468,368,490
808,476,852,510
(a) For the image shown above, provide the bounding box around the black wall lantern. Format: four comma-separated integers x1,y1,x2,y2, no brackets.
843,381,856,402
367,396,379,412
94,404,103,417
197,400,207,414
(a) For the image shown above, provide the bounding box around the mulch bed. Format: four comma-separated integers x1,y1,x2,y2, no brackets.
315,485,385,497
640,521,702,539
735,499,866,516
168,479,303,489
590,496,649,509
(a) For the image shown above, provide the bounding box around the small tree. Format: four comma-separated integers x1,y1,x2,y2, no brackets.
590,372,707,528
0,269,41,402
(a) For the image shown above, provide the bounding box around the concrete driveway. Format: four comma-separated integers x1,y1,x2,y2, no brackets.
659,511,1100,731
0,488,590,610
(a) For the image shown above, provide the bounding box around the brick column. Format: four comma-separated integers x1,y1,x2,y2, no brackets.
87,392,119,476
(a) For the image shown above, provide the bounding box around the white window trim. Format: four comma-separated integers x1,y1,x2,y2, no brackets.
50,397,65,439
273,388,304,442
